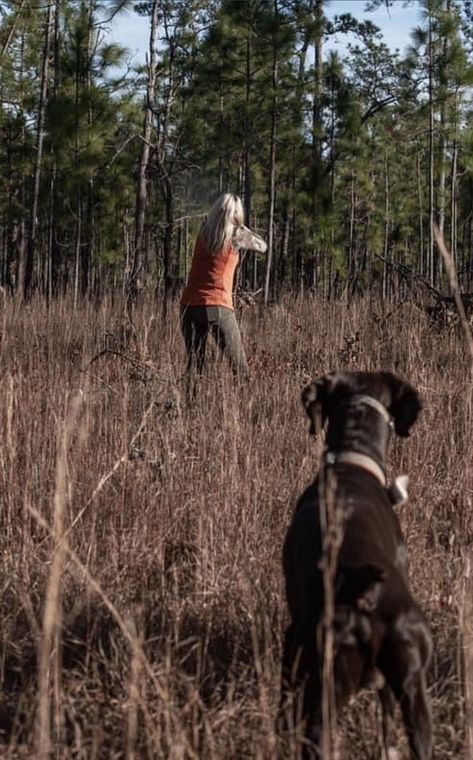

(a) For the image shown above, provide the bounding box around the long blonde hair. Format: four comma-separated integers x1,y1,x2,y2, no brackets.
201,193,244,255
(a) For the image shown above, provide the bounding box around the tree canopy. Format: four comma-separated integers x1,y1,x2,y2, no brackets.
0,0,472,301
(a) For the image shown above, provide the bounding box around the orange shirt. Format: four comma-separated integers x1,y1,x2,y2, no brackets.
181,233,239,310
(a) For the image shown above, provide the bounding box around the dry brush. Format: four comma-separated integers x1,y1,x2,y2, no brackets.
0,294,470,758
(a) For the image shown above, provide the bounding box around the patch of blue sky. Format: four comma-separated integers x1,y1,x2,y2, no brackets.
326,0,422,57
105,0,423,71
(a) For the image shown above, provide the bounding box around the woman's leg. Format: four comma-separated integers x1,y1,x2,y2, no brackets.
208,306,249,375
180,306,208,376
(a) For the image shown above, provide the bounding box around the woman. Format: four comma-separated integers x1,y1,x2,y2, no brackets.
181,193,262,380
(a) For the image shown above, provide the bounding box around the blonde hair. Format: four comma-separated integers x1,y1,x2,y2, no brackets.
201,193,244,255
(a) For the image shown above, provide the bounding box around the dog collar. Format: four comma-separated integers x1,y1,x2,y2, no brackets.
325,450,386,487
350,394,394,429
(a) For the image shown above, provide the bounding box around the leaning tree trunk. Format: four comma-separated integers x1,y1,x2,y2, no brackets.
127,0,160,309
25,1,54,297
0,0,27,58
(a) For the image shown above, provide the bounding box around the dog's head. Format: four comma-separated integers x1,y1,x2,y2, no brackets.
301,370,421,438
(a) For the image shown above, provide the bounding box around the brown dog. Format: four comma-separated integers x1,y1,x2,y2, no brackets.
281,371,432,759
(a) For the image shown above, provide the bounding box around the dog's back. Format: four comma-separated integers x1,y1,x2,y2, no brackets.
284,466,405,612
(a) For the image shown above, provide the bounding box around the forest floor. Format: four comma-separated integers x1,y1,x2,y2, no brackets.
0,294,470,758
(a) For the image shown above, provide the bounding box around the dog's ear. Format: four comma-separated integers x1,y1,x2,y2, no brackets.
301,375,335,435
384,373,422,438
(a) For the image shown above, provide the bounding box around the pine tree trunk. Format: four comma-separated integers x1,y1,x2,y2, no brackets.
281,206,290,292
451,135,458,265
291,148,298,290
417,147,424,276
128,0,160,305
244,34,252,226
450,91,459,266
438,8,449,241
162,176,174,298
311,0,323,296
264,5,278,306
25,1,54,297
15,32,27,299
383,151,389,300
80,0,95,297
469,194,473,289
428,8,436,287
218,76,224,193
242,33,253,289
47,0,61,301
74,202,82,309
347,173,355,298
312,0,324,185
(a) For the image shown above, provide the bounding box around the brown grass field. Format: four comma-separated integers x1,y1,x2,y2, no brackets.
0,294,471,758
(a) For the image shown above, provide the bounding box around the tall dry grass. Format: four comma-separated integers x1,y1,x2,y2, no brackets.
0,293,471,758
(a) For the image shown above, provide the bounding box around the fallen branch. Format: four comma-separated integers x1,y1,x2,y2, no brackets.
87,348,148,369
373,253,443,301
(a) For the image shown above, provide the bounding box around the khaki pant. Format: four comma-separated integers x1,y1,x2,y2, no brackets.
180,305,249,377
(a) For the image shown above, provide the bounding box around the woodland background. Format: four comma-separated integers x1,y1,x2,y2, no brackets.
2,0,473,304
1,2,473,758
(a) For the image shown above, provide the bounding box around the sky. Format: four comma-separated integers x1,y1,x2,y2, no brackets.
108,0,423,71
